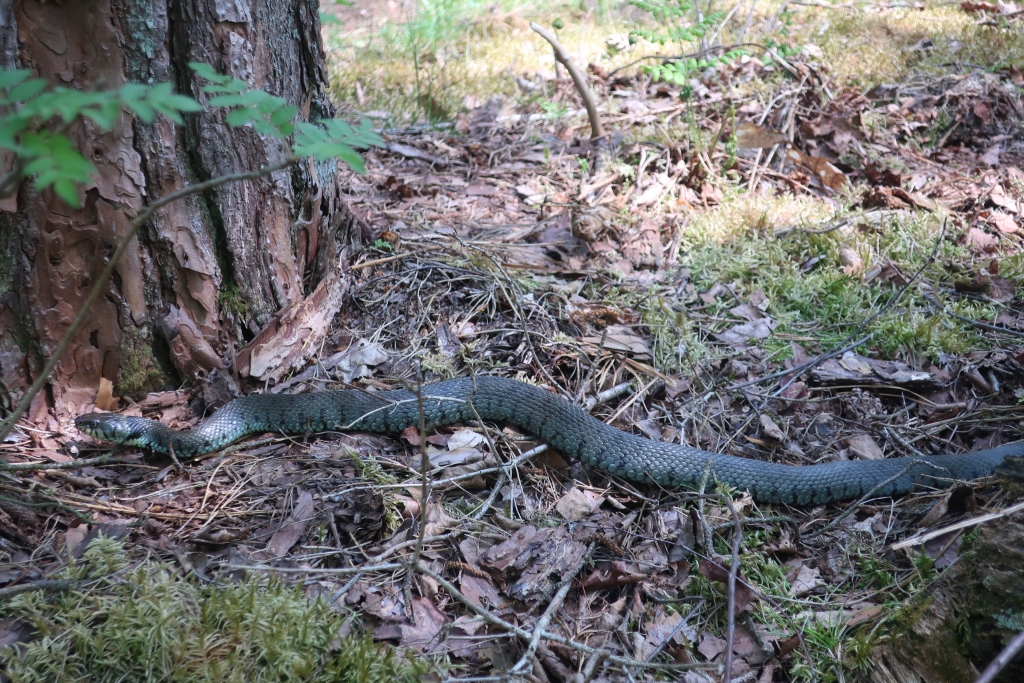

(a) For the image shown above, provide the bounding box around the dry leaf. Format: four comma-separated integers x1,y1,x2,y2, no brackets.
1010,65,1024,86
989,190,1020,214
699,558,755,612
788,149,848,190
555,487,598,521
698,631,727,660
845,434,883,460
465,182,498,196
95,378,118,411
579,326,653,358
714,319,777,348
759,415,786,442
980,145,1001,167
735,121,787,149
267,491,315,557
966,227,998,253
788,563,822,597
399,597,449,652
989,212,1020,234
838,246,864,275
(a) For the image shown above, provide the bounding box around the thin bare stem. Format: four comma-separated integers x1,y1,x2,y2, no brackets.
530,23,604,140
0,157,295,445
405,365,432,625
415,561,718,673
976,629,1024,683
510,544,593,675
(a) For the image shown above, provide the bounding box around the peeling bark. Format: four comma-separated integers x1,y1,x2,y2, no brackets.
0,0,350,419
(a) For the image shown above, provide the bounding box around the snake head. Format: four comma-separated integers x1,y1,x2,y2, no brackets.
75,413,151,446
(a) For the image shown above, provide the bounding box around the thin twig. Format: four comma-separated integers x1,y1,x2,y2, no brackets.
770,219,947,398
606,42,776,78
891,499,1024,552
924,293,1024,340
472,444,549,521
510,543,594,675
415,561,718,673
530,23,604,140
406,364,432,626
643,599,704,663
725,219,947,396
0,453,132,472
976,629,1024,683
328,443,549,499
0,157,296,445
0,578,82,599
446,237,574,401
721,495,744,682
227,562,404,576
804,455,952,540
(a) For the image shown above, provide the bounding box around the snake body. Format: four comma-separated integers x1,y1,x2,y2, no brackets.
75,376,1021,505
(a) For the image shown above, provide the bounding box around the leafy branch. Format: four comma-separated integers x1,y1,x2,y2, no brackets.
626,0,747,87
0,62,382,205
0,71,203,203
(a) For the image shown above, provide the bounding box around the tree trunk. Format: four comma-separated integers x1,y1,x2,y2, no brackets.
0,0,354,422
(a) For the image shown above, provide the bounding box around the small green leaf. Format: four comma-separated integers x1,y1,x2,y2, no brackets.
82,98,123,130
335,146,365,173
256,95,287,115
207,93,249,107
225,108,259,127
52,178,81,207
320,11,342,25
7,78,47,103
270,106,297,127
189,62,232,86
0,69,31,90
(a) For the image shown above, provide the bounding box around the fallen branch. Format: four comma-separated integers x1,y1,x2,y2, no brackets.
725,220,946,397
227,562,405,576
510,543,594,675
530,23,604,140
0,453,132,472
804,455,953,540
890,499,1024,552
924,293,1024,340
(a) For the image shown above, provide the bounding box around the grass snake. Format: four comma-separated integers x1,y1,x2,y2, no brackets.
75,376,1021,505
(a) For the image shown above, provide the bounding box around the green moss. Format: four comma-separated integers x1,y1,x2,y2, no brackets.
217,281,248,319
681,207,981,360
117,326,169,399
0,537,428,683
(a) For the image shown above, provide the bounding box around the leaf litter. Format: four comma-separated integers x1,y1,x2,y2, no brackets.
5,6,1024,682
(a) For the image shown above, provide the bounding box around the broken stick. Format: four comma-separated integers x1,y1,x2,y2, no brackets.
529,22,605,141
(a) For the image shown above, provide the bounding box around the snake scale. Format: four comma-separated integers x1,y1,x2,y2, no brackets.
75,376,1022,505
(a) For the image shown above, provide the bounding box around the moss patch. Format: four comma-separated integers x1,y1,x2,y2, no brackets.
0,537,428,683
117,326,170,399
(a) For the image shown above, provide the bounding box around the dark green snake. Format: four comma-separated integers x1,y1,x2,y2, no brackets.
75,376,1021,505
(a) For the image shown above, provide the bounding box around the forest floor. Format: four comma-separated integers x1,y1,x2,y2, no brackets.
3,1,1024,682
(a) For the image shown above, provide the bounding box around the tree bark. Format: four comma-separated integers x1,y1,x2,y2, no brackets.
0,0,352,422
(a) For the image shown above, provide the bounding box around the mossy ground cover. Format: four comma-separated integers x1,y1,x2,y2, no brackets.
0,537,428,683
